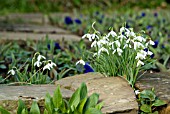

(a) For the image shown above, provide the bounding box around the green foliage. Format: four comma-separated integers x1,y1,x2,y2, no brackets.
0,83,103,114
44,82,103,114
138,89,167,114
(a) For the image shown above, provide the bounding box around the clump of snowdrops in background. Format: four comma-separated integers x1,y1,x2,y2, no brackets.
80,22,155,87
7,52,56,84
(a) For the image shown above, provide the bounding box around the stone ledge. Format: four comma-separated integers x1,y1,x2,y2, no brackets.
55,72,138,114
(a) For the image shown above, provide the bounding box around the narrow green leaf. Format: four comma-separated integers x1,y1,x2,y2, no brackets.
84,108,102,114
45,93,53,114
53,86,63,108
140,104,152,113
30,101,40,114
0,106,10,114
80,82,87,100
17,99,26,114
152,99,166,107
69,88,80,112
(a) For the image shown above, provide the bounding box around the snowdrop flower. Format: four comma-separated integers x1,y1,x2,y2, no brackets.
146,39,155,46
134,36,146,42
118,35,126,41
37,54,46,61
137,60,144,67
98,47,109,55
82,33,99,41
43,61,56,71
117,48,123,56
82,33,93,41
8,69,15,75
134,42,144,50
34,61,42,67
127,31,136,37
76,59,85,65
123,44,132,49
147,50,153,55
114,40,121,48
107,30,117,37
135,90,140,95
135,50,147,60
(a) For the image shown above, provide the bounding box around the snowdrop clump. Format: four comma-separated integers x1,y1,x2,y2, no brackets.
81,22,155,87
7,52,56,84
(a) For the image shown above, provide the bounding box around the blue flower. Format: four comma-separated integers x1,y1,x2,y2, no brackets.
84,62,94,73
162,44,165,48
74,19,82,24
54,42,61,50
141,12,146,17
144,48,148,52
64,16,73,25
95,11,99,15
154,12,158,17
126,23,130,28
47,44,50,50
47,42,61,50
98,19,103,24
152,40,159,48
146,25,152,30
150,54,154,58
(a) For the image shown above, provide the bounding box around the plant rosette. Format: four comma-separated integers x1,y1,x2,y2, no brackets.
80,22,155,87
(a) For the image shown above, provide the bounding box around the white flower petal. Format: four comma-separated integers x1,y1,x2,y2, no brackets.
137,60,144,67
8,69,15,75
76,59,85,65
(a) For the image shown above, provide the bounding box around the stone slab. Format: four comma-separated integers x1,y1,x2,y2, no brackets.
0,32,81,41
0,24,70,34
135,72,170,104
0,85,73,113
55,72,138,114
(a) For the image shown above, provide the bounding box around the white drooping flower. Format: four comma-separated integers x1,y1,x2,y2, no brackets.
37,54,46,61
98,47,109,55
135,50,147,60
107,30,117,38
137,60,144,67
134,42,145,50
34,61,42,67
76,59,85,65
123,44,132,49
43,61,56,71
114,40,121,48
117,48,123,56
134,36,146,42
147,50,153,55
8,69,15,75
135,90,140,95
82,33,99,42
146,39,155,46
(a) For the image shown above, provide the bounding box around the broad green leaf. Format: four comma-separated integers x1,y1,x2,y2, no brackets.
45,93,53,114
152,99,166,107
17,99,26,114
95,102,104,110
86,93,99,108
140,104,152,113
0,106,10,114
53,86,63,108
78,97,87,113
140,90,156,101
80,82,87,100
69,88,80,112
84,108,102,114
30,101,40,114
